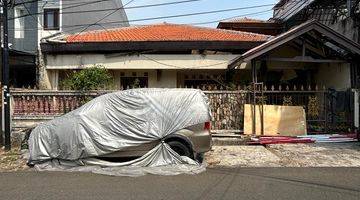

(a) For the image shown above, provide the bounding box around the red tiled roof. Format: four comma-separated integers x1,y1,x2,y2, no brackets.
66,23,270,43
222,17,267,23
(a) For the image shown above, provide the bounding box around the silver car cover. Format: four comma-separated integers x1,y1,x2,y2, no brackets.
28,89,211,176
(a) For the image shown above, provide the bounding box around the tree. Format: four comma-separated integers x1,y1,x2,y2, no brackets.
61,65,114,91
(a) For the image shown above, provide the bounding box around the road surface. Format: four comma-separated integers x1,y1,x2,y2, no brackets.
0,168,359,200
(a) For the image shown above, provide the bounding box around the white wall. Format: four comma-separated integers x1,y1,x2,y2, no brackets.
51,69,179,90
43,53,240,89
111,69,177,88
43,53,239,89
316,63,351,91
155,70,177,88
45,54,240,70
38,0,62,46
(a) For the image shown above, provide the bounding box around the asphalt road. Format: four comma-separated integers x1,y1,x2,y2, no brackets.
0,168,359,200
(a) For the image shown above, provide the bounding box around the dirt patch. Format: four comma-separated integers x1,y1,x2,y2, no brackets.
205,146,281,167
0,147,29,172
267,143,360,167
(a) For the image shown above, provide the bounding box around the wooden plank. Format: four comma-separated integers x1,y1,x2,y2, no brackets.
244,104,307,136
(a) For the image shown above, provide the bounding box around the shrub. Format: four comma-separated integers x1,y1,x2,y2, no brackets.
61,65,114,91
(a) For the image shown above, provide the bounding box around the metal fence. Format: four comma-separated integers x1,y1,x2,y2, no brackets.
11,86,353,133
262,86,328,134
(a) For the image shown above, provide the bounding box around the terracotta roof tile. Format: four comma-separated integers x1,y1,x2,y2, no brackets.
222,17,267,23
66,23,270,43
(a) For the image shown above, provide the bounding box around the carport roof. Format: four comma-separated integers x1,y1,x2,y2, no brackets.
229,20,360,69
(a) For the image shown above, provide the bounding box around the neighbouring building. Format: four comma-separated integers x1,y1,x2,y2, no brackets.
213,1,360,132
227,19,360,133
217,17,283,36
229,20,360,91
216,1,360,91
40,23,271,90
4,0,129,87
9,0,129,53
271,0,360,89
273,0,360,44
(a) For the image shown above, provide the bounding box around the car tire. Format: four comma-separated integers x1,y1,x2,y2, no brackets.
167,141,193,159
195,153,204,163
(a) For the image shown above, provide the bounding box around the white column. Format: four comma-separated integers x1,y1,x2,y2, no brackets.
51,70,59,90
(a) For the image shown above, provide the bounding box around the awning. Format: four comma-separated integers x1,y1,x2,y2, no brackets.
229,20,360,69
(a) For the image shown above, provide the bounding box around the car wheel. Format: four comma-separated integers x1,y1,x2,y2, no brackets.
167,141,193,159
195,153,204,163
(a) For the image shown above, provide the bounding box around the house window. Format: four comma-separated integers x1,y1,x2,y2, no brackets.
183,73,223,88
44,9,59,30
14,8,25,38
121,77,148,89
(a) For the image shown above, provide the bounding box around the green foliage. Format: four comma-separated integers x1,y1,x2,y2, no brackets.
61,65,114,91
130,78,141,88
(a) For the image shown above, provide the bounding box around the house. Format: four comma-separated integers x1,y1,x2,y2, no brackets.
228,19,360,133
5,0,129,87
9,0,129,53
39,23,271,90
268,0,360,133
214,0,360,95
229,20,360,91
217,17,283,36
272,0,360,44
212,1,360,133
271,0,360,88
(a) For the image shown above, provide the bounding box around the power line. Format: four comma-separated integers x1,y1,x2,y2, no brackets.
7,4,271,31
140,54,230,88
188,9,273,26
12,0,114,18
22,1,50,34
65,0,202,14
71,0,137,40
9,0,202,20
140,54,229,69
14,0,111,8
68,4,275,28
13,0,40,7
61,0,112,7
55,4,276,31
62,0,115,10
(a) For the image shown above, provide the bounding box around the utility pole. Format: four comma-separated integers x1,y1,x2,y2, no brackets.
1,0,11,150
0,43,2,147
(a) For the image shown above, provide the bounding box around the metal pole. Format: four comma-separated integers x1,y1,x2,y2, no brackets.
347,0,352,17
2,0,11,150
251,60,256,135
0,85,3,147
260,82,264,135
0,49,3,147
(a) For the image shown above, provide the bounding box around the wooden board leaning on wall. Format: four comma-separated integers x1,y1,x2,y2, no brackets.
244,104,307,136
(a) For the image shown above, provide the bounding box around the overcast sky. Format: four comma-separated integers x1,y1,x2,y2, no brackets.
125,0,278,27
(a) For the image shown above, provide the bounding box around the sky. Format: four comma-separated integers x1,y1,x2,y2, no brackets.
124,0,279,27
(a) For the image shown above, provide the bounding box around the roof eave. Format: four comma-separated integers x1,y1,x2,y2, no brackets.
41,40,266,54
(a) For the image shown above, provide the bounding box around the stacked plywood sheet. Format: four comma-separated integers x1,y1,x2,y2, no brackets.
244,104,307,136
